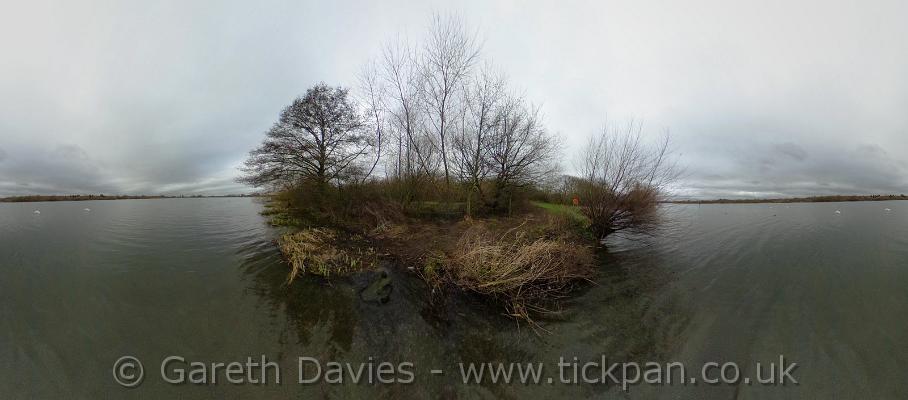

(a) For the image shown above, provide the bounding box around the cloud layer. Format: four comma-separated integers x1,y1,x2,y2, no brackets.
1,0,906,197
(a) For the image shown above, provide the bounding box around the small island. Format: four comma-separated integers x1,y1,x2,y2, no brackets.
236,16,678,325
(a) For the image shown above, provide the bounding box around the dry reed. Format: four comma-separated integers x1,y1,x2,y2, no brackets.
278,228,374,282
447,222,595,322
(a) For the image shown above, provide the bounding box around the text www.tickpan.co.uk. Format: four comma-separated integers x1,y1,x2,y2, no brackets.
451,356,797,391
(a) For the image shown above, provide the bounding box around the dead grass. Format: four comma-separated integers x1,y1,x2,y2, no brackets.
440,219,596,325
278,228,376,281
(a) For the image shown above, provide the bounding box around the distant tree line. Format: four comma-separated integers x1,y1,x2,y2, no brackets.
672,194,908,204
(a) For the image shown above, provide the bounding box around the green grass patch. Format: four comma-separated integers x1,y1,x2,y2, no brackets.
531,201,589,227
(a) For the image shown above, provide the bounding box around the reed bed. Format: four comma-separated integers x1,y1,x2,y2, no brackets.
278,228,374,281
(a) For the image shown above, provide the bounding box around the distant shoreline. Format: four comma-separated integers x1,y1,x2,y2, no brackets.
668,194,908,205
0,194,261,203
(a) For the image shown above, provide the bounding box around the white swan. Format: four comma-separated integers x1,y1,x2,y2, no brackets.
834,210,841,214
84,208,91,212
33,210,40,214
884,208,892,212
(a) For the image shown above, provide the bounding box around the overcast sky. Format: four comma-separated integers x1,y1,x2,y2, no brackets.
1,0,906,198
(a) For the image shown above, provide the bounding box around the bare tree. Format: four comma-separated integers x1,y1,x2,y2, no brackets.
486,93,559,213
364,13,558,213
357,61,386,183
420,13,481,187
576,121,678,240
452,64,505,214
239,83,367,189
381,38,435,180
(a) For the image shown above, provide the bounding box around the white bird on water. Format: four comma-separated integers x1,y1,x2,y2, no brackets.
884,208,892,212
84,208,91,212
835,210,841,215
33,210,40,214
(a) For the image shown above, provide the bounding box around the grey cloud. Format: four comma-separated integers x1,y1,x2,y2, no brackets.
679,140,908,199
1,0,907,198
773,142,808,162
53,144,93,165
0,147,111,195
855,144,889,159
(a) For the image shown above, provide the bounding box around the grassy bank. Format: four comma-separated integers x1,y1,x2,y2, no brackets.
530,201,589,228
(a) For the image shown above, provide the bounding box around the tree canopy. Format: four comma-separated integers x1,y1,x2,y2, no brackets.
240,83,367,188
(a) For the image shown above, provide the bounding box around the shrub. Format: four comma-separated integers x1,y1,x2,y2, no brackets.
579,182,661,239
575,122,677,240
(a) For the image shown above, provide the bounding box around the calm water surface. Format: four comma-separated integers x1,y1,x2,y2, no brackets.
1,198,906,399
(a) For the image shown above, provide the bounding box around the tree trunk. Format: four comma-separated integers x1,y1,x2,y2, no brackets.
466,189,472,217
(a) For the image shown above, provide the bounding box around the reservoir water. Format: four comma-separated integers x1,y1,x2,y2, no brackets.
1,198,905,398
